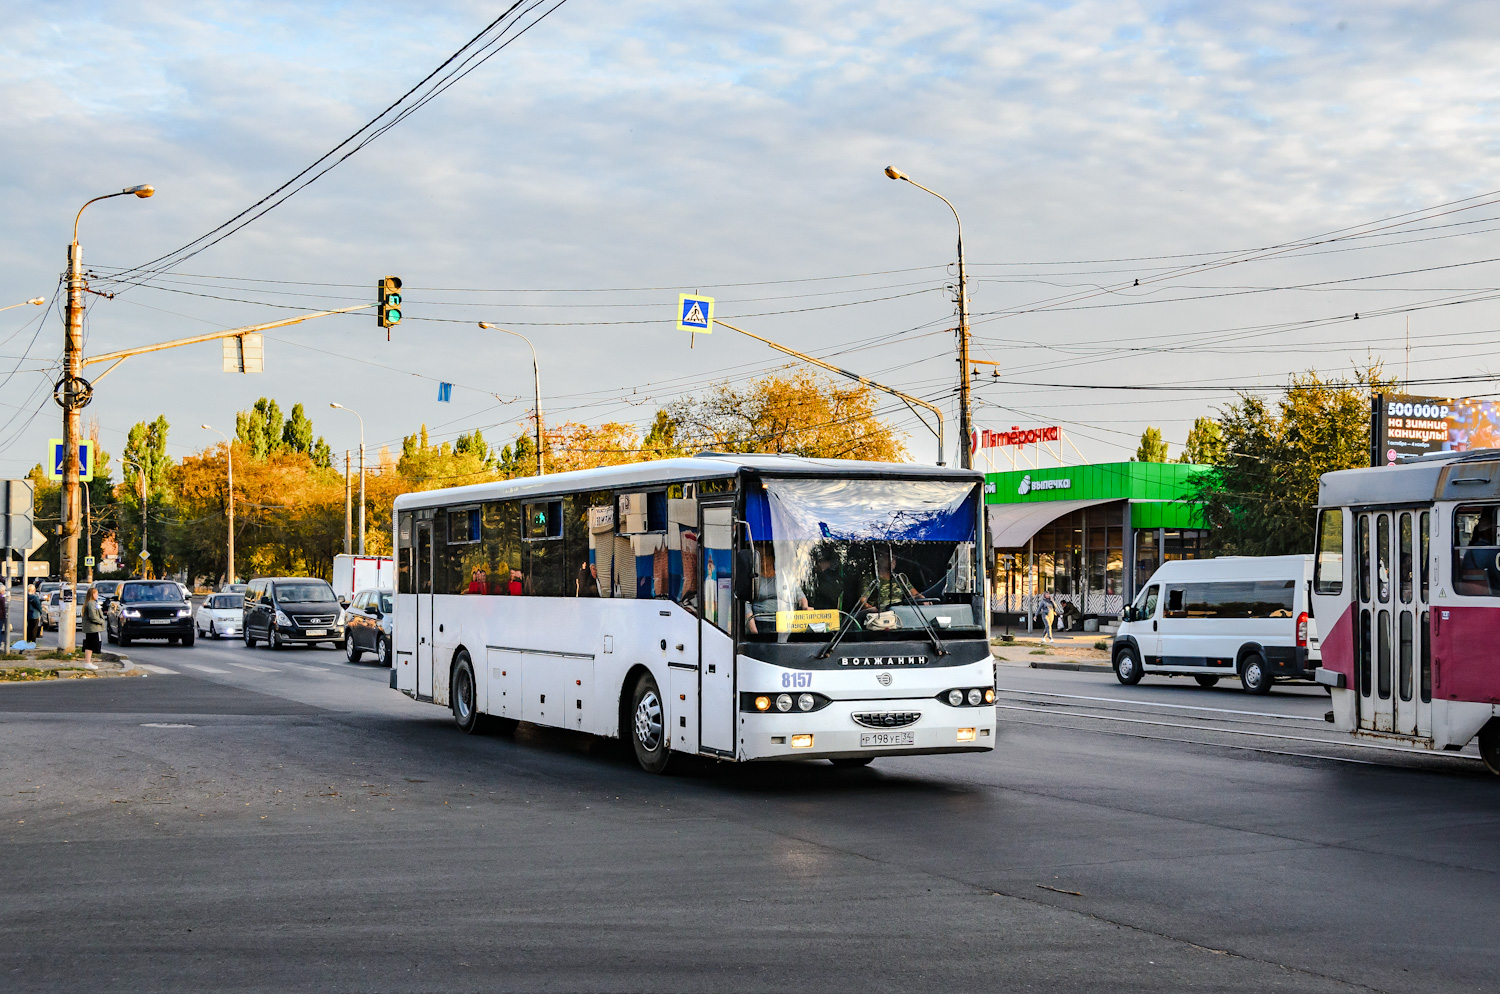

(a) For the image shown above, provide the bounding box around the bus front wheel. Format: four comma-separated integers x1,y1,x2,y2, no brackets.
629,672,671,775
452,651,485,735
1479,720,1500,776
1240,653,1273,695
1113,647,1143,686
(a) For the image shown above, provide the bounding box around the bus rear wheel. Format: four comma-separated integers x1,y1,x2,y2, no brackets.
629,672,671,775
451,651,485,735
1240,653,1273,695
1113,647,1143,685
830,756,874,768
1479,720,1500,776
1194,675,1219,688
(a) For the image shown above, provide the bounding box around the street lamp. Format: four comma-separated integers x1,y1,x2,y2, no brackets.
477,322,544,476
884,166,974,470
58,184,154,650
202,425,234,586
329,403,366,554
120,456,149,577
0,298,45,313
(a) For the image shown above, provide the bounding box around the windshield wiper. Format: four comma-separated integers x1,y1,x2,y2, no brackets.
817,578,878,660
895,572,948,657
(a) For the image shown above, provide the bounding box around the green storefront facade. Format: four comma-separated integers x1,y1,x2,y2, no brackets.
983,462,1208,625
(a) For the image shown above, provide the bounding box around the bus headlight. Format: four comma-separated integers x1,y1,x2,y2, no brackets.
948,689,964,707
754,696,771,712
967,688,982,706
984,688,996,704
797,693,815,712
790,734,813,749
776,694,793,712
957,727,977,742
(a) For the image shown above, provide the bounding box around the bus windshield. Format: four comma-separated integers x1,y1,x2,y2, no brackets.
744,477,982,642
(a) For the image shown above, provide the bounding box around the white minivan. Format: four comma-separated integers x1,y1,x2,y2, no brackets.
1112,555,1320,694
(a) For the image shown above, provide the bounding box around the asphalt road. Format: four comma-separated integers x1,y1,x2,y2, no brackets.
1,635,1496,992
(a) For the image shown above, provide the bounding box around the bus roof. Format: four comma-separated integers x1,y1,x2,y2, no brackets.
1319,448,1500,507
392,454,983,511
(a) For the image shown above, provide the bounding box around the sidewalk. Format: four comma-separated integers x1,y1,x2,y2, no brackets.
991,629,1114,673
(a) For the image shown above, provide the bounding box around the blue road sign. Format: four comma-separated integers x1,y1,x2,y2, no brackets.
677,294,715,333
437,382,453,403
47,439,93,481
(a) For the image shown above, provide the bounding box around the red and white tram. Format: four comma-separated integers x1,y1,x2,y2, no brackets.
1312,449,1500,773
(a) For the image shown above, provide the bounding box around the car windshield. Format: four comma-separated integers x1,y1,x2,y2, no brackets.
94,582,120,594
122,582,182,603
208,594,244,609
743,477,982,643
275,582,336,604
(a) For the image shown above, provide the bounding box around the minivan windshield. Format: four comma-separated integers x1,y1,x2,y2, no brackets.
122,581,183,603
274,582,336,604
744,477,982,643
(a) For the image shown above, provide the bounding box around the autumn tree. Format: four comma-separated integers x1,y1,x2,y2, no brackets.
1191,367,1393,556
398,425,501,488
1135,426,1169,463
1180,417,1224,465
663,371,906,461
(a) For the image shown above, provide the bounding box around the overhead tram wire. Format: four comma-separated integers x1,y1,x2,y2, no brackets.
99,0,572,292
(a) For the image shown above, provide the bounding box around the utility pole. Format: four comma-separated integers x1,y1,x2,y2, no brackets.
885,167,974,469
330,404,366,554
344,450,352,555
58,184,154,649
202,425,234,585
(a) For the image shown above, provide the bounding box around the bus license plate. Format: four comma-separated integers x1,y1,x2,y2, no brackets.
305,629,326,637
860,730,914,748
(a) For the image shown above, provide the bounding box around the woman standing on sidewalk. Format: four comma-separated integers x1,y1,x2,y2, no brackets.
1041,592,1057,643
80,587,105,669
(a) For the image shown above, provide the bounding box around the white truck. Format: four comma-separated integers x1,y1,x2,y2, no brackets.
331,554,394,605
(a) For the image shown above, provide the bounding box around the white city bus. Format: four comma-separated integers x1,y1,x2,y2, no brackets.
390,454,995,772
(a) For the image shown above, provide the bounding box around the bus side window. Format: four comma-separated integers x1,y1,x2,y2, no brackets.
524,500,566,596
1164,587,1185,618
481,501,521,596
397,512,414,595
1314,509,1344,595
1141,585,1158,618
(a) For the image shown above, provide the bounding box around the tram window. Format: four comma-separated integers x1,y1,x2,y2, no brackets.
1420,512,1430,600
1359,608,1371,698
1453,503,1500,596
1398,610,1413,702
1376,514,1391,603
1314,510,1344,595
1357,515,1371,603
1377,609,1392,700
1420,610,1432,703
1398,513,1413,604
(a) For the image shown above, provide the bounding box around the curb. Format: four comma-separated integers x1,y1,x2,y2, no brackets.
1029,660,1114,673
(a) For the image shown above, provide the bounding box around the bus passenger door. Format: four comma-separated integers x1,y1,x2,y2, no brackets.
416,520,435,701
699,501,736,755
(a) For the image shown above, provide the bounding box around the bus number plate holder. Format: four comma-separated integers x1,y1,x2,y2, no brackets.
859,731,914,747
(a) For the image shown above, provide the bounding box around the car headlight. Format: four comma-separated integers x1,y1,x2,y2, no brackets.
177,608,191,618
336,609,347,626
275,609,292,627
122,607,141,618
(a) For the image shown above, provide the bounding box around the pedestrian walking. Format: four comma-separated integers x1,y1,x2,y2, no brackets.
80,587,105,669
26,583,44,644
1041,592,1057,643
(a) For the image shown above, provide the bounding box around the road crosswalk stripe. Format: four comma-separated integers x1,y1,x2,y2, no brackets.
182,663,231,674
135,664,178,675
230,662,280,673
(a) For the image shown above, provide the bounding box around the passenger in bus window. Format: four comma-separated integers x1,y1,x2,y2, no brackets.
509,568,525,596
809,551,846,611
745,545,807,634
467,567,488,595
577,560,599,597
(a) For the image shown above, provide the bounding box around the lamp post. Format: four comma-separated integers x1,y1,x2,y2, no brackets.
0,298,45,313
120,456,149,577
59,184,153,649
883,166,973,470
477,322,544,476
202,425,234,586
329,403,366,554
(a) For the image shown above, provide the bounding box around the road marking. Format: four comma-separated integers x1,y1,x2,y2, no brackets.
994,703,1482,759
135,664,178,675
230,662,280,673
997,688,1325,722
181,663,231,674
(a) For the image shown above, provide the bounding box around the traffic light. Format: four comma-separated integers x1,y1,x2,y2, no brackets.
377,276,403,338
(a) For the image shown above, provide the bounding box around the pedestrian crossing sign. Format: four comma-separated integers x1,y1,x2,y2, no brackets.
46,439,93,482
677,294,714,334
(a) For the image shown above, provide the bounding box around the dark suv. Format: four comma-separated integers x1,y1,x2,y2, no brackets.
107,580,194,647
243,577,346,650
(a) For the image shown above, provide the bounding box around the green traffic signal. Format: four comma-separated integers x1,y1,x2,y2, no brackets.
377,276,403,331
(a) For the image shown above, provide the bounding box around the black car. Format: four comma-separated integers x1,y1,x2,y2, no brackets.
343,588,393,666
91,579,124,611
106,579,194,647
243,577,346,650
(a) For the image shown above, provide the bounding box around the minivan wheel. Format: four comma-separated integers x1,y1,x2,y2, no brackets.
1113,646,1143,686
271,629,285,651
1194,675,1220,688
451,651,484,734
629,671,671,774
1240,653,1273,695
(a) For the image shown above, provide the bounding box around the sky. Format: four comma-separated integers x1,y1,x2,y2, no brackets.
2,0,1500,478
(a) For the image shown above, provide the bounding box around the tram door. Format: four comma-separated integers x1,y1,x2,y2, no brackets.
1355,509,1432,736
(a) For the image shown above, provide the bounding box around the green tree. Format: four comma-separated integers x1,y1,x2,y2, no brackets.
642,408,686,458
397,424,500,486
1135,426,1169,463
281,402,314,453
1191,367,1392,556
236,398,284,460
123,415,173,496
1180,417,1225,465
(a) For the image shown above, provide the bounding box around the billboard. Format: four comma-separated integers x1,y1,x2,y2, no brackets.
1373,393,1500,465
